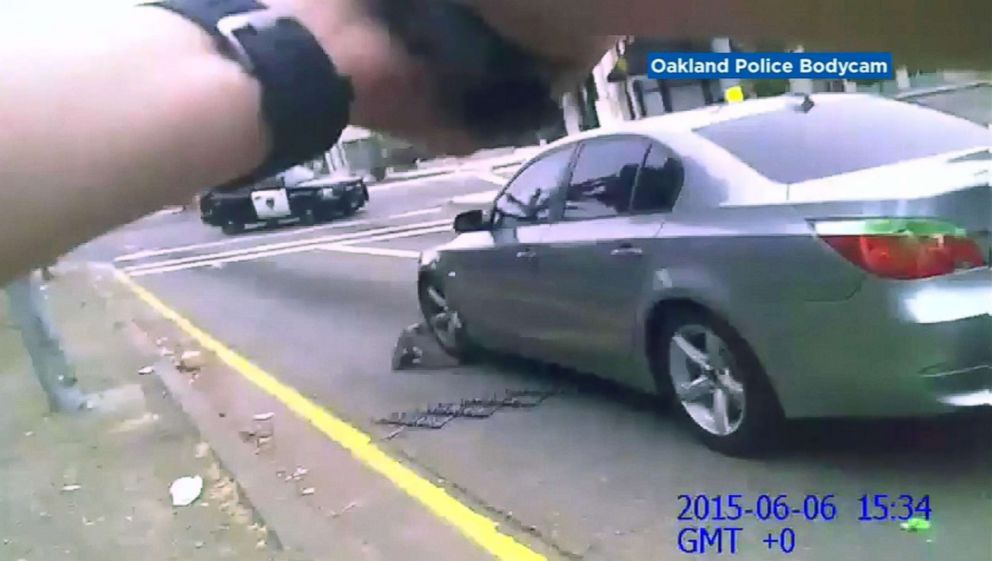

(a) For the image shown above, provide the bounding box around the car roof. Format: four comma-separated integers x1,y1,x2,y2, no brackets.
540,93,880,151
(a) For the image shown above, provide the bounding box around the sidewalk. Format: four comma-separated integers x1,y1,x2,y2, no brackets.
0,269,302,561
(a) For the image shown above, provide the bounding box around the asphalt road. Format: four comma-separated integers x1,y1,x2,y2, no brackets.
72,171,992,561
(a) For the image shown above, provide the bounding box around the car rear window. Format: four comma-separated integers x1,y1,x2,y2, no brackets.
695,96,992,184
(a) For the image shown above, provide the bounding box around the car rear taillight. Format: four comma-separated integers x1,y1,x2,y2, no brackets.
814,219,988,280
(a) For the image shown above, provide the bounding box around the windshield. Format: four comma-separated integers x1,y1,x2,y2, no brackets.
696,96,992,183
278,165,319,186
899,84,992,127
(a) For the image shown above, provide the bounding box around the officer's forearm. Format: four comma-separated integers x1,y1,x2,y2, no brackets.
0,8,267,283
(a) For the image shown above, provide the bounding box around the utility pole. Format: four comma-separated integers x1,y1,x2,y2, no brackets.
5,271,87,412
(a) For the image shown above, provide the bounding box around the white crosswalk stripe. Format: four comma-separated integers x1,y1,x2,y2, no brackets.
123,219,450,276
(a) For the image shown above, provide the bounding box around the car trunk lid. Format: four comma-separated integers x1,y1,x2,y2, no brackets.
786,148,991,203
785,150,990,279
790,149,991,263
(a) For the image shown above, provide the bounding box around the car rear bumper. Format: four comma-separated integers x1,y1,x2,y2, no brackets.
752,268,992,419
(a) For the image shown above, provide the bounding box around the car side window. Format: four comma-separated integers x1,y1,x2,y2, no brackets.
563,138,649,220
278,165,317,187
493,147,573,228
631,144,684,213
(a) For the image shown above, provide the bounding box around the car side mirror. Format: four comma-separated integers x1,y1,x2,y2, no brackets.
453,209,488,233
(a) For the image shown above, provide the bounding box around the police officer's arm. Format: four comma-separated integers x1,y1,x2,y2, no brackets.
0,0,985,284
0,0,473,284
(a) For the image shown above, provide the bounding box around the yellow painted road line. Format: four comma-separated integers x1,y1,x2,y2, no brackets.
114,270,546,561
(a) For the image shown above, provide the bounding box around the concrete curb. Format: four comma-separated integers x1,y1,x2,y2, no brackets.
120,316,353,560
110,269,517,561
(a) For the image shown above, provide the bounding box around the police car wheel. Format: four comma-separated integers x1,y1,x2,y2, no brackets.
221,221,243,235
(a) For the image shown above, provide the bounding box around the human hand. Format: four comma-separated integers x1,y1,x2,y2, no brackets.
268,0,989,155
262,0,614,154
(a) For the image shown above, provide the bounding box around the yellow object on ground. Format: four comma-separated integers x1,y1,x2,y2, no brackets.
726,85,745,103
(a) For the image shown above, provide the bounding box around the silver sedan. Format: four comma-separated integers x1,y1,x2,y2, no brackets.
418,93,992,455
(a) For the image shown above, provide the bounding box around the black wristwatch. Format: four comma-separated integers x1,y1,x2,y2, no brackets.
144,0,353,188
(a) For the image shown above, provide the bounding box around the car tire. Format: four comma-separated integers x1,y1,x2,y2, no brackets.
653,309,783,456
221,221,243,235
341,200,360,217
417,276,477,361
299,208,316,226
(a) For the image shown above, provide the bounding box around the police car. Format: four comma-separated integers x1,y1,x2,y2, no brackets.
199,166,370,234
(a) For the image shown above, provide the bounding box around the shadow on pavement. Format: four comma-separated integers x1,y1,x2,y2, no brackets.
787,411,992,461
417,340,991,466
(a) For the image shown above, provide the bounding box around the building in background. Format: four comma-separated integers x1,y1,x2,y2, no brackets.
562,37,992,136
321,126,434,180
560,37,732,135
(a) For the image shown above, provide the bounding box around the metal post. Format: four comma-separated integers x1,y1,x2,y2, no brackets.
4,272,87,413
711,37,740,99
788,45,814,94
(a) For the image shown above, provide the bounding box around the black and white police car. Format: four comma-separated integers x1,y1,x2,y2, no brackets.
199,166,370,234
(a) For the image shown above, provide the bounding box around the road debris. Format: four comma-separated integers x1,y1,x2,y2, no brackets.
376,388,560,429
194,442,211,459
391,322,460,370
426,401,499,418
300,487,316,496
376,411,455,429
169,475,204,507
60,484,82,493
194,541,205,549
290,466,308,480
382,426,406,441
137,365,155,376
330,501,358,518
241,412,276,454
392,323,426,369
176,350,205,372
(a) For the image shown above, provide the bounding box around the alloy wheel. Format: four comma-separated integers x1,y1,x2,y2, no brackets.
668,324,747,436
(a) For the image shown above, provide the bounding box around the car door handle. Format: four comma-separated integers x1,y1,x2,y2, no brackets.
610,245,643,257
515,249,537,259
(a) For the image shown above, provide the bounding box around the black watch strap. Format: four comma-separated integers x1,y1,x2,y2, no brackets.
146,0,353,188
